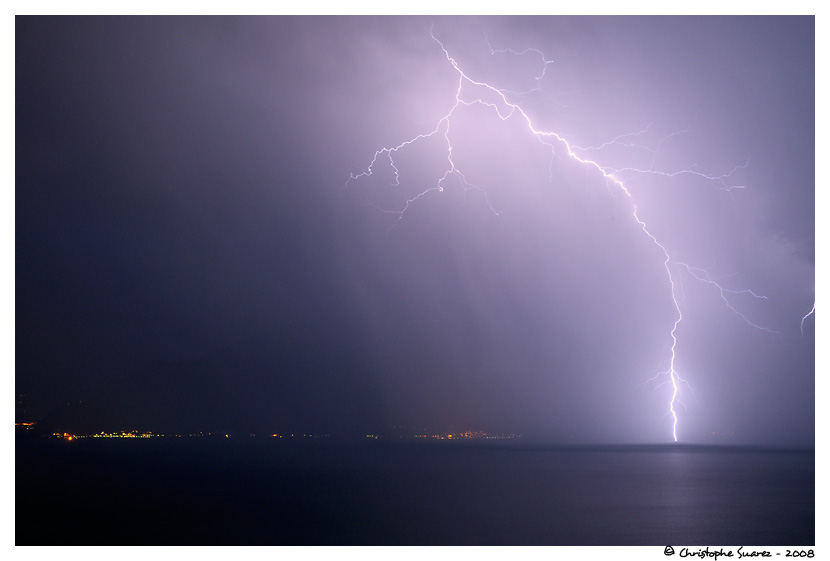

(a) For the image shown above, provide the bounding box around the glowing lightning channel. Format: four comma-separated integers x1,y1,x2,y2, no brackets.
800,304,815,337
676,263,781,336
346,29,773,442
632,206,684,441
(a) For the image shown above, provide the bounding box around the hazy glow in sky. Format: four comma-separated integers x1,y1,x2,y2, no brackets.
16,16,814,444
342,17,814,443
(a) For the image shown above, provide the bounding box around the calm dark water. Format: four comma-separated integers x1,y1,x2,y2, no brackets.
16,438,813,545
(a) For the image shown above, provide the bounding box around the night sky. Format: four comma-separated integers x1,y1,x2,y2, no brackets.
16,16,815,445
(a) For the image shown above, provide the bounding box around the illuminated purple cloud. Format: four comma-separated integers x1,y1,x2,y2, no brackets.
342,17,814,443
16,17,813,444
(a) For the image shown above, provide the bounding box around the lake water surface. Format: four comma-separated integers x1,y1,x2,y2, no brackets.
16,439,814,545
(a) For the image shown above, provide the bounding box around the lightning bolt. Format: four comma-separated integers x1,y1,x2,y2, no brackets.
345,28,777,442
800,304,815,337
675,263,780,336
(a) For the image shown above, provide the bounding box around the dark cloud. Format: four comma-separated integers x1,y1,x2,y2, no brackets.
16,16,814,444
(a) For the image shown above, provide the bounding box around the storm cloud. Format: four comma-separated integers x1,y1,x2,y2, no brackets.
16,16,814,444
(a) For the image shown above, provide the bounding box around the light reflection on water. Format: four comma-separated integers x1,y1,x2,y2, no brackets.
16,439,813,545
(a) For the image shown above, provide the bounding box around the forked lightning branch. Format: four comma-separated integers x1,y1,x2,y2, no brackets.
346,28,780,442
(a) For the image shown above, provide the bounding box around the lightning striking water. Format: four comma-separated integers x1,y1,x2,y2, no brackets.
346,29,776,442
